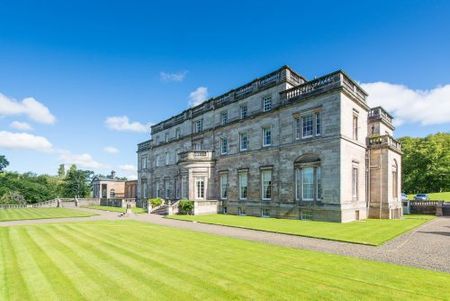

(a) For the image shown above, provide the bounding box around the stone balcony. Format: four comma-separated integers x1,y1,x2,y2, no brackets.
367,135,402,153
368,106,394,127
177,150,214,163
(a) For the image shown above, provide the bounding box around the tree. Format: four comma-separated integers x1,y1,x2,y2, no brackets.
0,191,26,205
62,165,93,198
399,132,450,193
57,164,66,178
0,155,9,172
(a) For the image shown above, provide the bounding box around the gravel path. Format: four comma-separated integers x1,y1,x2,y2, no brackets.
2,208,449,273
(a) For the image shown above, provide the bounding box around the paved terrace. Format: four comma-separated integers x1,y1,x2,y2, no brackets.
2,207,449,273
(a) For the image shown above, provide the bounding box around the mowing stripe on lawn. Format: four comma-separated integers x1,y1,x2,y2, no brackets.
62,223,239,300
55,224,184,300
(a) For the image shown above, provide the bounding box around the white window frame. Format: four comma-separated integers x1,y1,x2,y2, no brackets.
315,112,321,136
261,169,272,201
221,111,228,125
195,177,205,199
194,119,203,133
262,127,271,147
239,132,248,151
165,152,170,165
263,95,272,112
353,114,358,140
155,155,160,167
302,114,313,138
240,104,248,119
220,173,228,200
239,171,248,200
352,166,359,200
141,156,147,169
220,138,228,155
301,167,314,201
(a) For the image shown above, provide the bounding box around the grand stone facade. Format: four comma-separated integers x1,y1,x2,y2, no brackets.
137,66,402,222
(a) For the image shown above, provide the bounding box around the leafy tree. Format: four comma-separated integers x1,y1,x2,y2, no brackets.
57,164,66,178
62,165,93,198
399,132,450,193
0,191,26,205
0,155,9,172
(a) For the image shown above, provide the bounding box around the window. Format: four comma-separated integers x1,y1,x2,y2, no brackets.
220,173,228,199
240,132,248,151
240,105,248,118
181,175,188,199
193,141,202,150
238,207,246,216
194,119,203,133
263,127,271,146
175,128,181,139
221,138,228,154
164,179,170,198
223,207,227,214
164,132,169,142
302,167,314,200
300,210,313,220
295,118,301,140
261,169,272,200
263,96,272,112
316,167,322,199
110,189,115,198
239,172,248,200
155,155,160,167
352,166,358,200
221,111,228,125
142,180,148,198
302,114,313,138
154,136,159,145
352,115,358,140
155,182,160,198
262,208,270,217
315,112,321,136
195,177,205,199
141,156,147,169
165,152,170,165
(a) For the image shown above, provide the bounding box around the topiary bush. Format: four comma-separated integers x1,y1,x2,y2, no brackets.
178,199,194,215
148,198,164,207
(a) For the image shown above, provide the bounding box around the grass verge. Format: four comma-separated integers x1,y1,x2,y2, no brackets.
168,214,434,246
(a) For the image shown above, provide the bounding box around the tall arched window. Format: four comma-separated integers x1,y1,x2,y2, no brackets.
295,153,322,201
392,159,398,199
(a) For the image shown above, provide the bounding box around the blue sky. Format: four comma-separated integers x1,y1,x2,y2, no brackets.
0,0,449,177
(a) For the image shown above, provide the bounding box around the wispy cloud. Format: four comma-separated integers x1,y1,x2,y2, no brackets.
119,164,137,173
10,121,33,131
362,82,450,126
0,131,53,152
160,71,188,82
0,93,56,124
104,116,150,133
103,146,119,154
189,86,208,107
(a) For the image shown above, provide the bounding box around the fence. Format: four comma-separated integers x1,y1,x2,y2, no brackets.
409,201,449,216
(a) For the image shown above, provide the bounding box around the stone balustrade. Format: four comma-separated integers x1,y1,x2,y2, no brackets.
178,150,213,162
369,106,394,125
368,135,402,152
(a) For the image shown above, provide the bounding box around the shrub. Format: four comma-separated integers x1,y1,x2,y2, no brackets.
179,199,194,215
149,198,164,207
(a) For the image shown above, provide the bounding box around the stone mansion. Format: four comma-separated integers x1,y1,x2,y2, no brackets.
137,66,402,222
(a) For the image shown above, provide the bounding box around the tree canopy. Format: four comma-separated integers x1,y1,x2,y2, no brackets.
0,155,9,172
399,132,450,194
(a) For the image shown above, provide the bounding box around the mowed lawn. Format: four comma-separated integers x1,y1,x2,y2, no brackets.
0,208,96,222
408,192,450,201
1,221,449,301
87,205,147,214
168,214,434,245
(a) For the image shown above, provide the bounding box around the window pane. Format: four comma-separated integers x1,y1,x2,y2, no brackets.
316,167,322,199
315,112,321,136
303,115,313,137
262,170,272,199
263,128,271,146
295,118,301,139
239,173,248,199
220,174,228,199
302,167,314,200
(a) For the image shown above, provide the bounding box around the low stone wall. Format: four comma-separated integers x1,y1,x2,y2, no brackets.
77,198,100,207
100,198,136,208
410,201,446,216
193,200,219,215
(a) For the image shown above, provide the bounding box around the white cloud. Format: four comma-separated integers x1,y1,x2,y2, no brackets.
103,146,119,154
0,131,53,152
119,164,137,173
58,151,105,169
0,93,56,124
10,121,33,131
127,175,138,180
105,116,149,133
189,86,208,107
160,71,188,82
361,82,450,126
